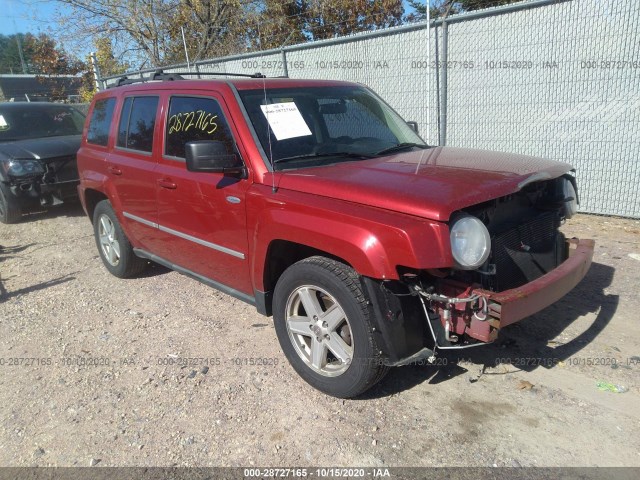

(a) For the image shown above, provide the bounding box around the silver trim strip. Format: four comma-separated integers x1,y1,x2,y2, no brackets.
159,224,246,259
123,211,245,260
123,211,159,229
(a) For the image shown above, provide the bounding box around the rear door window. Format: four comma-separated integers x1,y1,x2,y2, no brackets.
165,96,235,159
87,98,116,146
116,96,159,153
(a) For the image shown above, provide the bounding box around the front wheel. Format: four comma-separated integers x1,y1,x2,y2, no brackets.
93,200,147,278
0,184,22,224
273,256,388,398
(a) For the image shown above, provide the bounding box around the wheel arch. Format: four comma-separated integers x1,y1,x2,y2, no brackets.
83,188,109,221
266,240,350,290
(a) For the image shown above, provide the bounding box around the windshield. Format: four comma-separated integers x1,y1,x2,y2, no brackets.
238,86,427,170
0,104,85,142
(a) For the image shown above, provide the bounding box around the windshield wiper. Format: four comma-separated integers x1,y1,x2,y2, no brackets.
274,151,376,165
374,142,428,156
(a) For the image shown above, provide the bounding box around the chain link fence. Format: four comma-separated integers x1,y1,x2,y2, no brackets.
99,0,640,218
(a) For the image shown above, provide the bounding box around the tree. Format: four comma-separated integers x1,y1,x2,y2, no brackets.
94,36,129,77
24,33,88,101
0,34,30,74
245,0,404,51
26,33,86,75
405,0,522,22
78,37,129,102
54,0,248,68
243,0,309,51
305,0,404,41
54,0,405,69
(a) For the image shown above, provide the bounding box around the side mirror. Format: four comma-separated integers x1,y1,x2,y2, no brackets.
406,121,419,134
185,140,245,176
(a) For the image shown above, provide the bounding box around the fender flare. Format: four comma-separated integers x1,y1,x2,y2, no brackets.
249,196,452,292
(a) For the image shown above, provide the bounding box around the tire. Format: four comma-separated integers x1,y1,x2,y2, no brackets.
92,200,147,278
0,184,22,224
273,256,389,398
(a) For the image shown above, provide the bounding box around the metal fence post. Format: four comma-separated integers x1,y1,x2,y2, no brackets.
90,52,103,92
281,49,289,78
94,0,638,217
438,20,448,147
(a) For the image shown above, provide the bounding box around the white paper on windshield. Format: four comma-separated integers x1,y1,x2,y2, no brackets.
0,115,7,129
260,102,312,140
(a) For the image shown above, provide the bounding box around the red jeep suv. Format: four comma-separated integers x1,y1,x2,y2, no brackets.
77,71,594,397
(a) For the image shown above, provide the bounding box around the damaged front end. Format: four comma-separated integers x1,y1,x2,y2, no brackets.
363,174,595,366
1,156,79,208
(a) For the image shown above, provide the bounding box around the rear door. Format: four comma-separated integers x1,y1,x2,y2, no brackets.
108,94,161,249
153,93,252,296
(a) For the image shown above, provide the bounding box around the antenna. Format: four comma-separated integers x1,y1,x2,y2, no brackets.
181,26,191,70
256,23,277,194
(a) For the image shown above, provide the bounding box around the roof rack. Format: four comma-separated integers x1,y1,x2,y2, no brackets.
171,71,266,79
108,69,266,88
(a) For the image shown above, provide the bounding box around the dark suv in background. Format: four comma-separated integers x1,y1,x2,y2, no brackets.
0,102,85,223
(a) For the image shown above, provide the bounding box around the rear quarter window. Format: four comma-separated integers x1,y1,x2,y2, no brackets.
87,98,116,146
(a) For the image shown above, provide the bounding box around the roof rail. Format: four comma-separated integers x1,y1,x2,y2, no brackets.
108,69,265,88
171,71,266,79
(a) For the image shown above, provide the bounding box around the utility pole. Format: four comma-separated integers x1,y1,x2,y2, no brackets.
15,34,28,74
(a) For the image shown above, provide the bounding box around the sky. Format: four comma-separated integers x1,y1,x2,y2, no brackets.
1,0,425,60
1,0,426,36
0,0,65,36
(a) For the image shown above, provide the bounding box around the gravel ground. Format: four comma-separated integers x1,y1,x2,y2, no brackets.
1,204,639,467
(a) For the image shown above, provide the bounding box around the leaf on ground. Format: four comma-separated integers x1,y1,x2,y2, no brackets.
517,380,534,390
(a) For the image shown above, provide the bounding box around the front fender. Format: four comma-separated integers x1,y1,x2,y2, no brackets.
247,185,452,291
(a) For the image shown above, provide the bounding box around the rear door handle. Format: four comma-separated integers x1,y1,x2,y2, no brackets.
157,178,177,190
107,166,122,176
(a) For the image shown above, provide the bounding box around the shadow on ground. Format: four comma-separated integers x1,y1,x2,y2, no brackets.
18,201,86,224
0,273,77,303
361,261,617,399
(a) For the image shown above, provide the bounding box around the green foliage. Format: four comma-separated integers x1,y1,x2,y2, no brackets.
0,34,30,74
94,37,129,77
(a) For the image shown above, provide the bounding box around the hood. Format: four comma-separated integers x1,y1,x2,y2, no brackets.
0,135,81,162
272,146,572,221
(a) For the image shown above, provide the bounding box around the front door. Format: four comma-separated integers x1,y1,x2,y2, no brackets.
153,93,252,296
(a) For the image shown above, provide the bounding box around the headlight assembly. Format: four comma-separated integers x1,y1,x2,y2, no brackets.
1,159,44,177
449,214,491,270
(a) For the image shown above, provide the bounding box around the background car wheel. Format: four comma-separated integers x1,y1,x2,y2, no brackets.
273,256,389,398
0,184,22,224
93,200,147,278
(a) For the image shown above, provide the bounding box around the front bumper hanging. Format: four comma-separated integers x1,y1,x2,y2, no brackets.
420,238,595,344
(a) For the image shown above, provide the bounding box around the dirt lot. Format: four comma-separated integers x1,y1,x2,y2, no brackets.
1,205,639,468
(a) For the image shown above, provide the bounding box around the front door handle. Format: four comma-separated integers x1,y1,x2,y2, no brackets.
157,178,177,190
107,166,122,176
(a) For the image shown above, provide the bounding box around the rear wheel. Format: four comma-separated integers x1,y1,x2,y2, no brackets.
273,256,388,398
93,200,147,278
0,184,22,224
